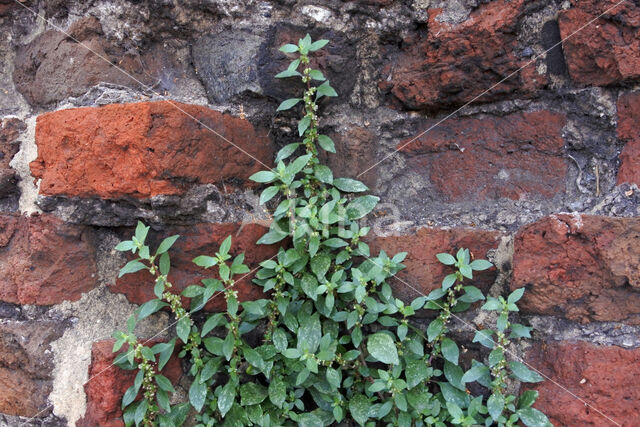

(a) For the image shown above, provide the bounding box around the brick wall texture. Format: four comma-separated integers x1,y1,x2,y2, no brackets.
1,0,639,426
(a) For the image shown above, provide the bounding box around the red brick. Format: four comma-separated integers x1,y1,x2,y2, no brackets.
558,0,640,87
399,111,566,201
321,126,377,190
111,223,280,311
368,227,502,302
0,320,65,417
512,214,640,324
0,214,98,305
77,340,182,427
617,91,640,185
384,0,547,111
30,101,273,199
525,341,640,427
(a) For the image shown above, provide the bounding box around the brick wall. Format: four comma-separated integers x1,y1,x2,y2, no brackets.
1,0,639,426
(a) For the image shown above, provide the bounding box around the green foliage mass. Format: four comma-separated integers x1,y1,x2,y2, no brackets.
112,35,552,427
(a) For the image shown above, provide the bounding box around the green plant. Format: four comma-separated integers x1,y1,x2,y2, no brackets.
111,35,551,427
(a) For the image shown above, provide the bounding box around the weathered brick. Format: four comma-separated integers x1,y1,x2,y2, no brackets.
0,319,66,417
111,223,280,311
0,214,98,305
512,214,640,324
321,126,377,190
383,0,547,111
77,340,182,427
30,101,273,199
525,341,640,426
617,91,640,185
559,0,640,87
368,227,502,303
399,111,566,201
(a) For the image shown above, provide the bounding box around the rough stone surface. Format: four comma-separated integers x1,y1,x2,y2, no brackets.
193,30,264,103
617,91,640,186
76,339,182,427
525,341,640,426
112,223,280,311
559,0,640,87
368,227,502,303
0,213,98,305
13,16,201,109
0,319,66,417
0,118,24,210
512,214,640,325
30,101,273,199
399,111,567,201
383,0,547,111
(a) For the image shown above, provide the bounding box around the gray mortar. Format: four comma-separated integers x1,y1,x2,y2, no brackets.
9,115,41,215
40,230,170,425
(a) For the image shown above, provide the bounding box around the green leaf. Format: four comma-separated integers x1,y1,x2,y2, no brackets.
509,361,544,383
275,143,300,163
309,69,326,81
436,253,456,265
311,254,331,279
138,299,167,320
349,394,370,426
316,80,338,98
192,255,217,268
222,331,235,360
257,229,289,245
309,39,329,51
406,360,430,389
288,153,312,176
482,298,501,311
297,313,321,353
275,69,302,78
269,377,287,408
314,165,333,183
155,374,175,392
218,383,235,417
326,367,341,389
157,338,175,370
249,170,277,183
517,390,539,409
135,222,149,245
219,235,232,256
510,323,532,339
118,260,146,277
317,135,336,153
333,177,367,192
298,116,311,136
459,286,485,303
279,43,299,53
442,273,457,290
518,407,552,427
240,383,267,406
189,374,208,412
508,288,525,304
367,333,399,365
115,240,135,251
134,400,148,425
469,259,493,271
473,329,495,348
487,392,504,421
441,338,459,365
122,384,138,409
427,318,444,342
461,363,489,384
301,274,319,300
346,195,379,220
176,316,191,344
273,328,288,352
277,98,302,111
156,235,179,255
159,252,170,276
